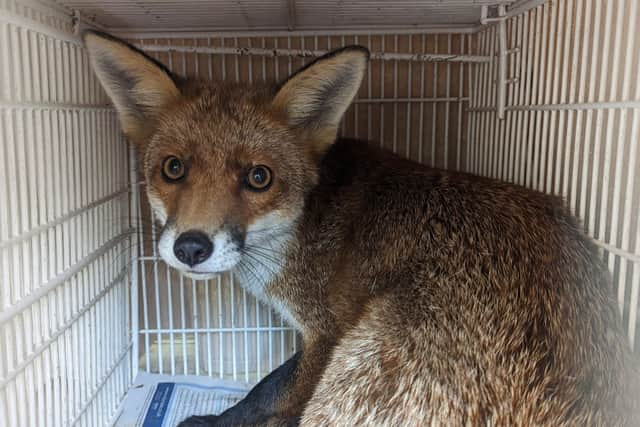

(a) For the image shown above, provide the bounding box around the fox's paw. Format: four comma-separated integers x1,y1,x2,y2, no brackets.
176,414,219,426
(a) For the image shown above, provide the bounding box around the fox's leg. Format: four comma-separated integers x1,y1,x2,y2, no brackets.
179,338,332,427
177,352,300,427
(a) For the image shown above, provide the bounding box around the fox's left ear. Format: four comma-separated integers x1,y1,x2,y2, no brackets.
83,30,181,144
273,46,369,153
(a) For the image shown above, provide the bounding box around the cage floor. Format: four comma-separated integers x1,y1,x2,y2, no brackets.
114,372,251,427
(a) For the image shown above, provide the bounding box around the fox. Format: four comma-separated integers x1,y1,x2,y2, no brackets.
83,30,638,426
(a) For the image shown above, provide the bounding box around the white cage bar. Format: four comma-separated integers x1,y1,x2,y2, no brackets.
0,0,639,426
468,0,640,346
0,1,133,425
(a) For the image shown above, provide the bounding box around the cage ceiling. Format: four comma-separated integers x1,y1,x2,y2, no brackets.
53,0,519,33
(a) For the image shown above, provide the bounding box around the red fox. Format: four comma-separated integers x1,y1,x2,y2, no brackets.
84,31,638,426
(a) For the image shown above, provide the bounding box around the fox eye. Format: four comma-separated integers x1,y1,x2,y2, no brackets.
162,156,185,181
246,165,272,191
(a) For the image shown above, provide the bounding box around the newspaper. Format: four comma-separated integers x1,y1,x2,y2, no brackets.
114,372,251,427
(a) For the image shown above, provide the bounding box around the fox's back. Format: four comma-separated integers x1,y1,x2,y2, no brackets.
297,138,637,425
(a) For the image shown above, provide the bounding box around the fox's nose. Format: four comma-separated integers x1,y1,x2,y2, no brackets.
174,231,213,267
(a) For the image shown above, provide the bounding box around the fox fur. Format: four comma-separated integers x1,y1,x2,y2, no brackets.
84,30,639,426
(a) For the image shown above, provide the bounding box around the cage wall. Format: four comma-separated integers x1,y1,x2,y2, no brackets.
468,0,640,348
130,31,477,382
0,1,135,425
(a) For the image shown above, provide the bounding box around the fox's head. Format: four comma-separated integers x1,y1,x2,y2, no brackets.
84,31,368,282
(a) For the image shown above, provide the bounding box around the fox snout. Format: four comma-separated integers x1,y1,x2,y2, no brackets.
173,231,213,267
158,224,246,279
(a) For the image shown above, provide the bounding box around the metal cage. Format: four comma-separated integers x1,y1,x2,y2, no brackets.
1,0,639,425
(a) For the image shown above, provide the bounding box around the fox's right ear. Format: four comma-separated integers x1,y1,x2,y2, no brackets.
83,30,181,143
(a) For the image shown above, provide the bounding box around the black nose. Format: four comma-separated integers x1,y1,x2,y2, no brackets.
174,231,213,267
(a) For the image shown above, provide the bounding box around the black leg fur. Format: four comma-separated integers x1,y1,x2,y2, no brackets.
177,352,302,427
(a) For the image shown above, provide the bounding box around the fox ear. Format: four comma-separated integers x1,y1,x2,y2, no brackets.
83,30,181,143
273,46,369,152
